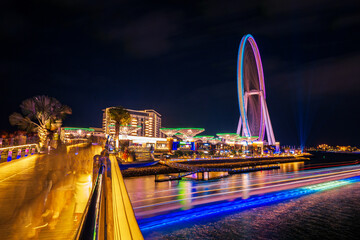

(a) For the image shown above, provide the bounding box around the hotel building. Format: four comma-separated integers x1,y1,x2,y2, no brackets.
102,108,164,138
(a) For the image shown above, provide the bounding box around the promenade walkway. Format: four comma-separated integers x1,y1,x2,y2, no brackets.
0,145,101,239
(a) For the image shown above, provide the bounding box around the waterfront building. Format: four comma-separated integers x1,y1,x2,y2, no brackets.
103,108,164,138
60,127,95,143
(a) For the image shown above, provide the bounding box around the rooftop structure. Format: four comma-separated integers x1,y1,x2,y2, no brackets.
193,135,214,142
209,138,222,145
216,133,240,142
160,128,179,138
160,128,205,142
177,128,205,141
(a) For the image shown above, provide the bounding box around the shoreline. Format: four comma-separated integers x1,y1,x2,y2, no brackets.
121,155,309,178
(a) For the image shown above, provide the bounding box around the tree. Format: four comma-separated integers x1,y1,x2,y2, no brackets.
108,106,131,150
9,95,72,149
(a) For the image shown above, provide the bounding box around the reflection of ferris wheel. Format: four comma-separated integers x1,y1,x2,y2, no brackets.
236,34,275,145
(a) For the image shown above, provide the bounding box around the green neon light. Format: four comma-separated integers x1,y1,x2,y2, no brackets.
177,128,205,130
216,133,239,136
236,136,259,139
209,138,222,141
64,127,94,131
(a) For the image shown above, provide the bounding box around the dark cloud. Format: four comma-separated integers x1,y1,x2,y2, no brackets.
108,11,182,58
1,0,360,146
271,54,360,97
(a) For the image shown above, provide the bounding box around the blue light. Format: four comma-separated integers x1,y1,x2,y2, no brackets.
172,142,179,150
138,176,360,231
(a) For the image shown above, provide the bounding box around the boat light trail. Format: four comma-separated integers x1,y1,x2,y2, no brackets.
129,163,360,203
138,176,360,231
134,168,360,209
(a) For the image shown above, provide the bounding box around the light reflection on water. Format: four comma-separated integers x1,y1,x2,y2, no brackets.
242,174,249,199
125,162,305,208
148,182,360,240
177,181,192,210
124,161,360,239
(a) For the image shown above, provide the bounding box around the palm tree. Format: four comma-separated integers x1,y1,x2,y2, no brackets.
9,95,72,149
108,106,131,149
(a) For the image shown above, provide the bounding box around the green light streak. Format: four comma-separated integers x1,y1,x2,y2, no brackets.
64,127,94,131
302,180,351,191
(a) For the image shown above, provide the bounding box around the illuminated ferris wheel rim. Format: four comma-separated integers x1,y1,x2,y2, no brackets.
237,34,266,138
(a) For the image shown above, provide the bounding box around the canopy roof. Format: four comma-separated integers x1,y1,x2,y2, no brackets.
241,136,259,140
209,137,223,144
177,128,205,138
193,135,214,142
216,133,240,141
193,135,214,138
216,133,239,136
160,128,179,137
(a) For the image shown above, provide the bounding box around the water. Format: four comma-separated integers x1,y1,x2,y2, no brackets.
124,153,360,239
147,182,360,239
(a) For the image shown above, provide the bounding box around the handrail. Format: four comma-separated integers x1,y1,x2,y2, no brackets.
109,155,144,240
75,163,105,240
75,153,144,240
0,143,40,152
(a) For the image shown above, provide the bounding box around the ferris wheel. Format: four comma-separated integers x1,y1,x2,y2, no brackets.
236,34,275,145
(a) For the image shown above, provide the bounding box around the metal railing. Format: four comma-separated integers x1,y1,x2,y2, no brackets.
75,158,105,240
75,153,144,240
0,144,40,163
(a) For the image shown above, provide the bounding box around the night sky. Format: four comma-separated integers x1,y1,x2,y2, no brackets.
1,0,360,147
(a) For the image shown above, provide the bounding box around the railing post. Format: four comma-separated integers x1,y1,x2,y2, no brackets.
16,149,22,159
7,149,12,162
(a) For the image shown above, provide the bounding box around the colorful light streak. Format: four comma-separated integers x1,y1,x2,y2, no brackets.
134,167,360,209
138,176,360,231
300,162,359,171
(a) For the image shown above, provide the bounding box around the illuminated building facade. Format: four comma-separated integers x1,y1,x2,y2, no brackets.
103,108,163,138
60,127,95,143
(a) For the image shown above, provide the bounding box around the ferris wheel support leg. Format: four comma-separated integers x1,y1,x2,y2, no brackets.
236,117,242,135
259,93,266,141
243,94,251,137
261,98,270,143
262,98,275,145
